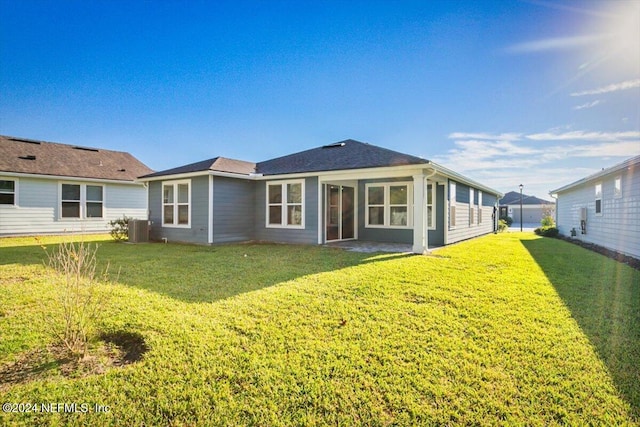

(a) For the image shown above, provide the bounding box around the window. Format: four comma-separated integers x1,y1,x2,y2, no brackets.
469,188,475,225
427,184,435,229
0,179,16,205
595,182,602,215
61,184,81,218
267,180,304,228
163,180,190,227
86,185,103,218
449,182,456,228
365,182,412,228
60,183,104,219
614,176,622,198
478,191,483,224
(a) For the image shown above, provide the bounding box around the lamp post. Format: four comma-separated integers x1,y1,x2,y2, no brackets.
519,184,523,232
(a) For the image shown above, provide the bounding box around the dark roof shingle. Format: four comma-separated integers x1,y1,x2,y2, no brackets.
256,139,427,175
0,135,153,181
140,156,256,179
499,191,554,205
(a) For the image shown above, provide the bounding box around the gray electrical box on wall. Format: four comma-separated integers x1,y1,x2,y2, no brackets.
580,208,587,221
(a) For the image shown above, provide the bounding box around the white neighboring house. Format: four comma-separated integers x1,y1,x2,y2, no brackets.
550,155,640,259
0,135,153,236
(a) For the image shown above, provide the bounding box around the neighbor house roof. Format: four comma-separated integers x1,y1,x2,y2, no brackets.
0,135,153,181
256,139,427,175
550,155,640,194
500,191,554,205
140,156,256,179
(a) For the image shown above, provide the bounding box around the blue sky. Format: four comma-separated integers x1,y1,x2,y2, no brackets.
1,0,638,198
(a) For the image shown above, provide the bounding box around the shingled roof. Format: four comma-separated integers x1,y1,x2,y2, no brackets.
256,139,428,175
140,156,256,178
0,135,153,181
500,191,554,205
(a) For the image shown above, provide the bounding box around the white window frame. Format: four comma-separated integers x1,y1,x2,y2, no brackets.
427,184,435,230
265,179,305,229
614,176,622,199
0,178,18,207
365,182,413,229
449,181,457,229
478,191,483,224
595,182,603,216
162,180,191,228
59,182,104,220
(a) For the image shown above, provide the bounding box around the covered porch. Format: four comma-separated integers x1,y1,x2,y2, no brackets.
317,167,446,254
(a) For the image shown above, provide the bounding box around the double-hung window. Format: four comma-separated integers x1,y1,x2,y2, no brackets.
267,180,304,228
0,179,16,205
86,185,103,217
595,182,602,215
365,182,412,228
163,180,190,227
478,191,483,224
427,184,435,229
60,183,104,219
614,176,622,198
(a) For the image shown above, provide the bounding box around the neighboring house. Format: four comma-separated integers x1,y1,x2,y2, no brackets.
498,191,555,225
550,155,640,259
0,135,153,236
139,139,502,253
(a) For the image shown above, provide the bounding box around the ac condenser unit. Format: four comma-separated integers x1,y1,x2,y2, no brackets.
128,220,149,243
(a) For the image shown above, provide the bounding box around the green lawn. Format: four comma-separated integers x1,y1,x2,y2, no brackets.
0,233,638,426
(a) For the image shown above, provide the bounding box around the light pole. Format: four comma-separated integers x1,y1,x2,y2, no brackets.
519,184,523,232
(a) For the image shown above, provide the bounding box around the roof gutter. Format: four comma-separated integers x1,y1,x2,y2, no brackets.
0,171,143,185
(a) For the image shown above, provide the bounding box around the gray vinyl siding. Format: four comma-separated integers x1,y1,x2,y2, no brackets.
212,177,255,243
148,176,209,244
254,176,319,244
447,179,496,245
428,183,445,247
556,168,639,258
357,177,414,244
0,175,147,236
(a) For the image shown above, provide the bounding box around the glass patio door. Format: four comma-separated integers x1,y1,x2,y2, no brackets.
326,185,354,241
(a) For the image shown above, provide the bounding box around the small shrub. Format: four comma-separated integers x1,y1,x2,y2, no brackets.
109,216,133,242
43,240,109,359
498,219,509,232
540,215,555,227
499,215,513,226
534,226,559,237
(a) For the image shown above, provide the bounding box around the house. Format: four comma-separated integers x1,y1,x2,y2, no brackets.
550,155,640,259
498,191,555,225
139,139,502,253
0,135,153,236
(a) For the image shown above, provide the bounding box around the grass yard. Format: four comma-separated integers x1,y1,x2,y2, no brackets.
0,233,638,426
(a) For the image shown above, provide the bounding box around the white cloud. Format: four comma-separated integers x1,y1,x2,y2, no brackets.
505,34,605,53
570,79,640,96
573,100,601,110
437,129,640,197
526,130,640,141
543,141,640,159
447,132,522,141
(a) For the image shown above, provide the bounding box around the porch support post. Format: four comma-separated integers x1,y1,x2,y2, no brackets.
412,174,428,254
